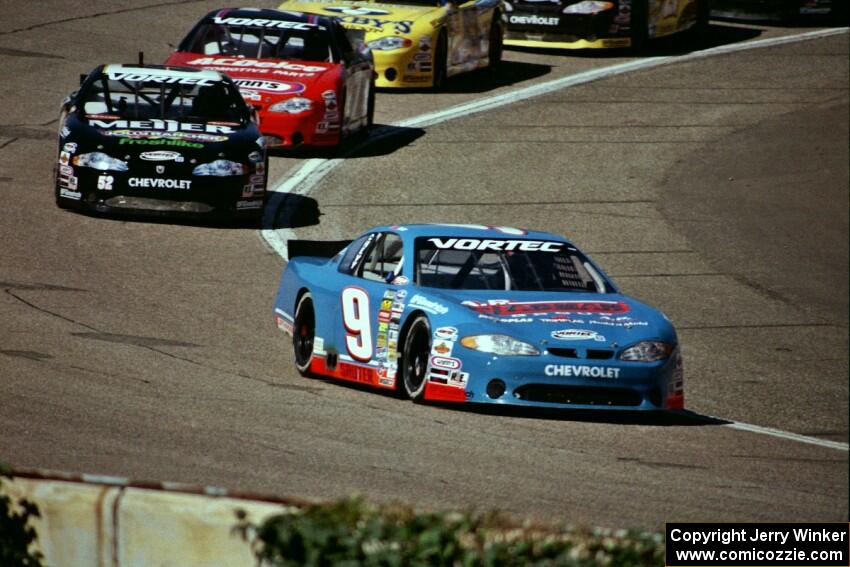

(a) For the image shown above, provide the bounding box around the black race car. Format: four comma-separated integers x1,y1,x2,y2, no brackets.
55,64,268,219
503,0,709,50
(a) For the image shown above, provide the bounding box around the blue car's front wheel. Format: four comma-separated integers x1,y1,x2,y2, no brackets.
402,315,431,402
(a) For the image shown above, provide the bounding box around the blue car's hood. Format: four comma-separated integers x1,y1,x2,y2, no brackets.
411,288,677,347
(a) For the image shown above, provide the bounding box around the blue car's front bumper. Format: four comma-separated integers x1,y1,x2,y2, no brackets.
425,349,683,411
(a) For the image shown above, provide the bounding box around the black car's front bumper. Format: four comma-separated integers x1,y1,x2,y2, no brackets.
504,2,627,48
56,169,266,220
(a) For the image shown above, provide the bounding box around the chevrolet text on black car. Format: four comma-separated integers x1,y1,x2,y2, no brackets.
503,0,709,50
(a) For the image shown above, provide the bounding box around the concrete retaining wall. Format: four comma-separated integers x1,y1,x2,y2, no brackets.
5,470,302,566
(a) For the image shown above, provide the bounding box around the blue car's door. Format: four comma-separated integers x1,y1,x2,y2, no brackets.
332,231,406,388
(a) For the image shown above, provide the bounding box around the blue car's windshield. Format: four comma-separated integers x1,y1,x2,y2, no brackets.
415,237,609,292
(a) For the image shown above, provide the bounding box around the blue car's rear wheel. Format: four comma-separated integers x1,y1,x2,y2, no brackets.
402,315,430,401
293,292,315,376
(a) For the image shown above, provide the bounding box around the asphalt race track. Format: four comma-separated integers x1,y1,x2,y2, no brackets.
0,1,847,529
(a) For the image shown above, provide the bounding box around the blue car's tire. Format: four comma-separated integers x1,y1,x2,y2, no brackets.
402,315,431,401
293,292,315,376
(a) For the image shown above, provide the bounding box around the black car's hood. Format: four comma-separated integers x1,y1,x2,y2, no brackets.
65,113,262,158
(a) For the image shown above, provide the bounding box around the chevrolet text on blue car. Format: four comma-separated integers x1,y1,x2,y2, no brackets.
274,224,684,410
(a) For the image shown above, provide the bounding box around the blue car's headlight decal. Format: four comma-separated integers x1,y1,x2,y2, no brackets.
460,334,540,356
618,341,674,362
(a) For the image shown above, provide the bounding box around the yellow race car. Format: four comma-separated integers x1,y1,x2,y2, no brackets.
278,0,504,88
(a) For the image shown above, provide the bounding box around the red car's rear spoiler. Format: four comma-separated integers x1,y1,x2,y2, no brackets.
287,239,352,260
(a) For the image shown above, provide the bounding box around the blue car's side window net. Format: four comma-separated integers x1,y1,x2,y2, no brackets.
338,233,376,274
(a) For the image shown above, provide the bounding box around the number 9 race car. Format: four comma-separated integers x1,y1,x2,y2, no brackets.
55,64,268,219
274,224,684,411
278,0,504,89
165,8,375,149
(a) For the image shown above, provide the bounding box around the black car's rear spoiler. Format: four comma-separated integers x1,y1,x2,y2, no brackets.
288,239,352,260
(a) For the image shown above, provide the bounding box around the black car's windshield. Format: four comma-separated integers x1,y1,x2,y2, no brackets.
80,69,246,123
415,237,610,292
187,18,333,61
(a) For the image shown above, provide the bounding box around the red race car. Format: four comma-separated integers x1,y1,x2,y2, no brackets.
166,8,375,149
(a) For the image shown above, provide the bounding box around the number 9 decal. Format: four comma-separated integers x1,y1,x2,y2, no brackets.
341,287,372,361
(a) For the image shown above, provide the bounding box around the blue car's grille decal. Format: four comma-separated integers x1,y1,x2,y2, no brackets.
547,347,614,360
547,347,578,358
514,384,643,407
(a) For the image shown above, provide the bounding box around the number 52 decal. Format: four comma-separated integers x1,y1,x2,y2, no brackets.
341,286,372,361
97,174,114,190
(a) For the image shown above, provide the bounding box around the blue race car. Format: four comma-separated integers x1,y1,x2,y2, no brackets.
274,224,684,411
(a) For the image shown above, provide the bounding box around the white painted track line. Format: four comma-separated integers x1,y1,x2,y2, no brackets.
722,421,848,452
261,27,850,452
262,27,849,260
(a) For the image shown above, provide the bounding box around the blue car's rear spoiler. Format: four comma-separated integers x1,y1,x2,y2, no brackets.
287,239,352,260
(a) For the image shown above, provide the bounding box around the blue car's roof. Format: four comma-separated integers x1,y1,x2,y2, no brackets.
369,224,575,245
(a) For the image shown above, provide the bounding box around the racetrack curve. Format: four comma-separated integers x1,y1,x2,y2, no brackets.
0,1,846,529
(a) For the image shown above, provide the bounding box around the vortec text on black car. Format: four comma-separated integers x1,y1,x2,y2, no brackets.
55,64,268,219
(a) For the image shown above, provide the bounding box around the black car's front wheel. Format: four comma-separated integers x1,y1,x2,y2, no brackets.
401,315,431,401
53,163,70,209
293,292,315,376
